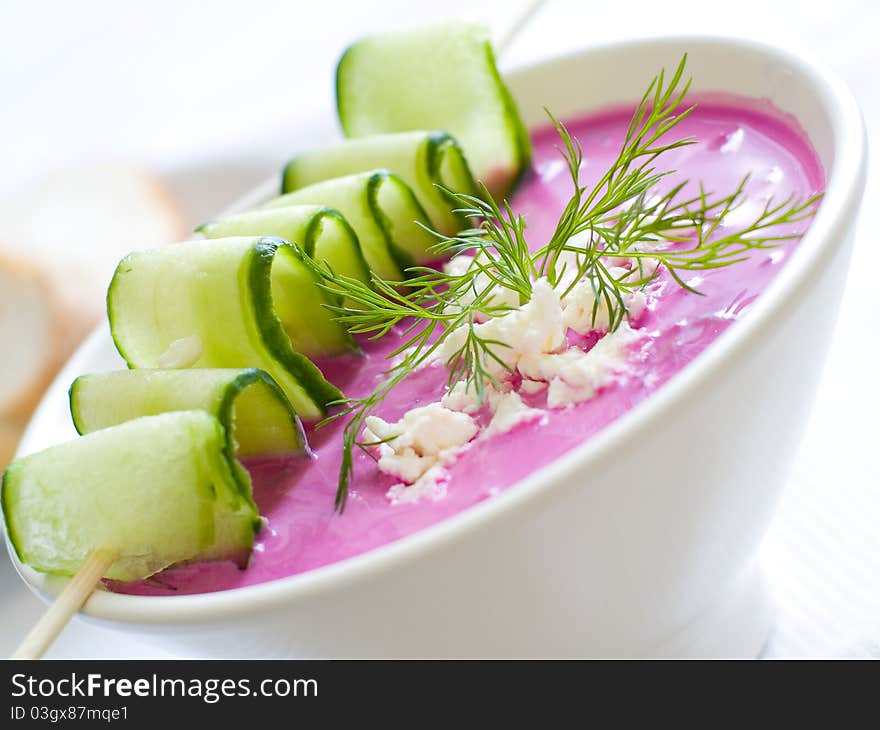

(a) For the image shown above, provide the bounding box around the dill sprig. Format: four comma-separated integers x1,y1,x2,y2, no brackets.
304,214,526,509
307,54,822,510
535,55,697,287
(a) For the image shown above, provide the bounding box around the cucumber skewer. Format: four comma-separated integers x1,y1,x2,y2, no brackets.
336,21,532,201
6,6,548,663
13,548,116,660
69,367,308,503
3,411,260,583
197,205,371,287
108,236,344,422
281,131,478,237
4,411,260,658
262,171,435,280
197,205,371,313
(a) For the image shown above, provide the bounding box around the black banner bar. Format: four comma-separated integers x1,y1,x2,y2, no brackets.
1,659,875,723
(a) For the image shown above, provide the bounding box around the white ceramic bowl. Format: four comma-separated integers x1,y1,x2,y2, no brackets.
8,34,867,657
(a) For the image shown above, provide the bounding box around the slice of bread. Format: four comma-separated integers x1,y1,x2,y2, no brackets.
0,255,62,420
0,165,186,322
0,417,25,472
0,166,185,422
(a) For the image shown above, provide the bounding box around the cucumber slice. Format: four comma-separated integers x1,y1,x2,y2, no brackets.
281,132,478,236
262,171,435,281
196,205,370,286
1,411,258,581
108,236,343,422
69,368,308,464
336,21,531,201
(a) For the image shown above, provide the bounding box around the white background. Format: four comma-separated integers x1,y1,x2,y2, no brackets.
0,0,877,657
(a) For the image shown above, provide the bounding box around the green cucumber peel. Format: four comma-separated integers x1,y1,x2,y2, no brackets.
335,21,532,201
197,205,370,287
263,170,435,280
69,367,309,498
281,131,478,237
108,236,343,422
2,411,259,582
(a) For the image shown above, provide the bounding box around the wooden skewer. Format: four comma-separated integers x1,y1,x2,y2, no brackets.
12,549,115,660
9,3,547,663
495,0,547,55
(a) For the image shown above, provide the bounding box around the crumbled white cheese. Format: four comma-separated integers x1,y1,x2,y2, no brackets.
546,378,587,409
438,278,565,382
386,465,448,504
441,380,488,413
629,290,648,320
521,323,644,407
483,390,543,437
518,347,589,383
442,253,520,320
520,378,547,394
442,254,472,278
363,403,478,485
541,251,651,333
561,267,629,334
385,248,656,503
376,446,434,484
552,245,591,292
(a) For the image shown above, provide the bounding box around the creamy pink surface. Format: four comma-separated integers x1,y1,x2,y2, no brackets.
113,97,824,596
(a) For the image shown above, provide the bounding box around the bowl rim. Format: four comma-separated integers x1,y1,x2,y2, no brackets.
10,32,868,625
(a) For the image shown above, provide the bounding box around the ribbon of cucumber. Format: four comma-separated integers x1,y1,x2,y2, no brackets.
262,170,435,280
281,131,478,237
70,367,307,468
2,411,259,581
107,236,343,422
197,205,370,286
335,21,532,201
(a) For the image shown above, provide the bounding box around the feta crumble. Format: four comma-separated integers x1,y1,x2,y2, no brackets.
519,323,644,408
376,244,653,502
483,391,543,437
520,378,547,394
363,404,478,499
440,380,486,414
386,465,448,505
437,278,565,381
442,253,520,320
561,270,647,334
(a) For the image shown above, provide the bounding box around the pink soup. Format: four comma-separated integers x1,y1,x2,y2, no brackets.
112,97,824,596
